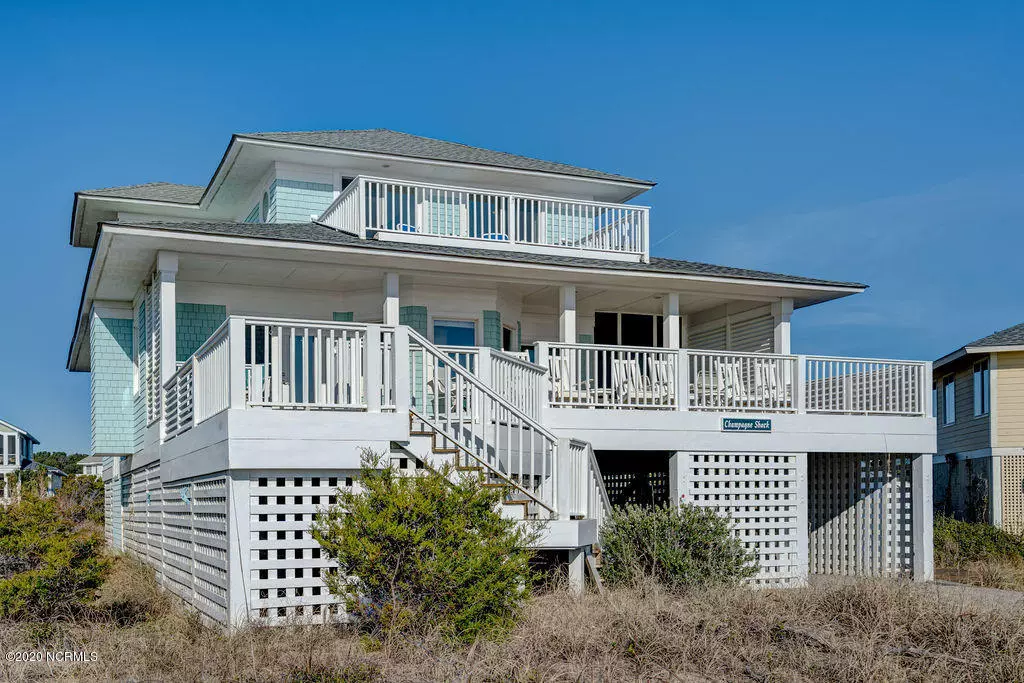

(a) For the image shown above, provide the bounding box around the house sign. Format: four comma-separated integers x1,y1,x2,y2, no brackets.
722,418,772,433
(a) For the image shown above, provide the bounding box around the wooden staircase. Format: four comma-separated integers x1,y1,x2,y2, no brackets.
393,412,543,520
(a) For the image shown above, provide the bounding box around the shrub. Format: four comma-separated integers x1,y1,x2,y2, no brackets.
0,487,109,621
934,515,1024,567
600,503,757,589
55,475,105,525
310,451,537,643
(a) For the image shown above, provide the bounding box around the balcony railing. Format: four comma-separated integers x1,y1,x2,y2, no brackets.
318,176,650,260
535,342,930,416
163,322,932,445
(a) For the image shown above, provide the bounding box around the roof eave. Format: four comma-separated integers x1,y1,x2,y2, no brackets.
233,134,657,191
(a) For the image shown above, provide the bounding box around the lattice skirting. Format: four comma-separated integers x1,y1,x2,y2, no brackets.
244,469,360,625
808,453,914,578
1002,454,1024,535
682,453,806,587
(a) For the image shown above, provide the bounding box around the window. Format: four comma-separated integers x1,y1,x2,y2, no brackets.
942,375,956,425
973,359,990,416
432,319,476,346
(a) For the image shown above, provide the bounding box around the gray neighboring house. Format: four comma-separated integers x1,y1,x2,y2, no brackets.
933,322,1024,532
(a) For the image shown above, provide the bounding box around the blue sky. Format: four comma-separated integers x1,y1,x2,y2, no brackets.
1,1,1022,452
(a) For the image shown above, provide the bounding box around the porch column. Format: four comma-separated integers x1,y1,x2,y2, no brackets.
662,294,680,349
680,313,689,348
383,272,400,326
772,298,793,354
559,285,576,343
567,547,586,594
668,451,690,506
157,252,178,384
911,453,935,581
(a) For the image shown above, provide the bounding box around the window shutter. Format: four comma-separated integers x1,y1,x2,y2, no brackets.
689,325,727,350
729,314,774,353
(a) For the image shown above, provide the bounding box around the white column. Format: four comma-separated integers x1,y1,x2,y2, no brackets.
567,547,586,594
383,272,400,326
772,298,793,354
911,453,935,581
662,294,680,349
156,251,178,384
559,285,576,343
668,451,690,506
680,313,689,348
794,452,809,585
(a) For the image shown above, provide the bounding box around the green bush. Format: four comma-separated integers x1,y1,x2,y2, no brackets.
600,503,757,589
55,475,105,525
934,515,1024,566
310,451,536,643
0,487,109,621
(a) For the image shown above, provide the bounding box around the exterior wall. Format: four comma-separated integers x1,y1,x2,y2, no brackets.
994,351,1024,447
936,357,990,456
90,315,135,455
688,303,774,353
270,179,334,223
176,303,227,361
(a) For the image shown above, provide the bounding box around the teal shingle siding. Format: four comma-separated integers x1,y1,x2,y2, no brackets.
270,179,334,223
176,303,227,362
577,334,594,344
400,306,428,413
399,306,428,337
332,312,354,322
483,310,501,350
90,316,134,455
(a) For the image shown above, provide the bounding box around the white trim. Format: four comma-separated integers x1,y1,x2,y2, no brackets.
965,344,1024,354
990,353,999,448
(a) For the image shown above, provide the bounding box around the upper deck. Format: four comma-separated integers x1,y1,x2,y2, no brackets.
318,175,649,262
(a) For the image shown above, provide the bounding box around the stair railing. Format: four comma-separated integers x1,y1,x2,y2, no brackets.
565,439,612,530
408,329,562,518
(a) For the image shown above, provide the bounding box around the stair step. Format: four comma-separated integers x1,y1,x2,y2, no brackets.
432,447,459,455
456,466,483,472
410,430,433,436
481,482,506,488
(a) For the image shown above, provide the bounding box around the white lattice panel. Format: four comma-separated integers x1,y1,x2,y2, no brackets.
808,453,913,578
247,471,359,624
1003,455,1024,535
683,453,804,586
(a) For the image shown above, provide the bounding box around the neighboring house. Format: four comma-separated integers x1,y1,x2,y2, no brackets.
78,454,105,477
933,322,1024,533
67,128,936,627
0,419,42,502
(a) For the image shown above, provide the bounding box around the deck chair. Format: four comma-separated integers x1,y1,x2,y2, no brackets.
723,362,750,405
549,354,595,404
611,357,660,405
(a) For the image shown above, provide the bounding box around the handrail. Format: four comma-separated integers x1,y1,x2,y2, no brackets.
410,407,555,516
568,438,611,527
336,174,651,211
408,329,559,441
491,348,548,374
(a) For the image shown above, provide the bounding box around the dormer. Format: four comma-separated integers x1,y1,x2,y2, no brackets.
69,129,656,262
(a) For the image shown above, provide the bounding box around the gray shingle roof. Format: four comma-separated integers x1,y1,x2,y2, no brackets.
240,129,655,185
109,219,866,290
968,322,1024,348
79,182,204,204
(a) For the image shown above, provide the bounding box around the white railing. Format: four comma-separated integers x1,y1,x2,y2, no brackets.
688,350,796,412
244,318,396,410
804,357,925,416
193,322,230,423
163,361,194,439
489,350,547,422
409,331,559,517
565,439,612,529
317,175,649,259
435,345,479,375
319,180,361,235
536,342,928,416
542,343,679,409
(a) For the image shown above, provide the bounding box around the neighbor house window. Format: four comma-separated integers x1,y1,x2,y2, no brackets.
432,319,476,347
942,374,956,425
973,359,990,416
